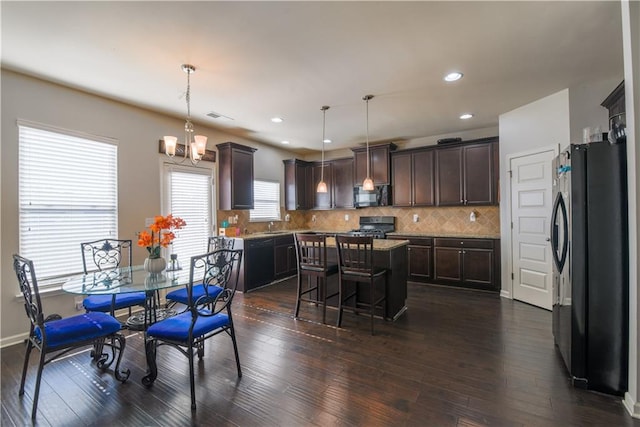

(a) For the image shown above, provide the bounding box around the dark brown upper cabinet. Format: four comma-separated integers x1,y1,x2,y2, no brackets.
331,157,354,209
391,148,435,207
435,139,497,206
283,159,312,210
352,142,396,186
217,142,257,210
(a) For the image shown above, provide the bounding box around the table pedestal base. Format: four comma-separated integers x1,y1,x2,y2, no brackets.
125,308,177,331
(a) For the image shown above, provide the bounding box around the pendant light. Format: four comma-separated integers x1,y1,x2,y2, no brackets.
316,105,330,193
163,64,207,165
362,94,375,191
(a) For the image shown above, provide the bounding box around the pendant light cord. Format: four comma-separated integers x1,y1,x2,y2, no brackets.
366,97,370,180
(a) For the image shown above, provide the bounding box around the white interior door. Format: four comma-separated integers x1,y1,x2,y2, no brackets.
510,148,556,310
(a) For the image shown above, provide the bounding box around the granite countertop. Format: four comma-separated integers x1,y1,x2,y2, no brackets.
386,231,501,239
236,230,500,241
325,236,408,251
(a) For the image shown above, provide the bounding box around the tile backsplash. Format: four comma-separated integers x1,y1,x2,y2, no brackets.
218,205,500,237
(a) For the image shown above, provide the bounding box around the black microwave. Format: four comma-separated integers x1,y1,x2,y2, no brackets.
353,185,391,208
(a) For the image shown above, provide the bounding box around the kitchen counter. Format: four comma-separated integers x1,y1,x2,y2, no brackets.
325,236,408,251
386,231,501,239
238,230,499,241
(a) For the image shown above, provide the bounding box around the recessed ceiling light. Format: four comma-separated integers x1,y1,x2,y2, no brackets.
271,117,284,123
444,72,463,82
281,140,290,145
323,139,332,144
460,113,474,120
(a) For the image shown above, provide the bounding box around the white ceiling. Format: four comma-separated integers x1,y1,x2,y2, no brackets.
1,1,624,154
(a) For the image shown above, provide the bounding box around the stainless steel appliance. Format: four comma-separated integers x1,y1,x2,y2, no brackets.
551,141,628,395
353,185,391,208
348,216,395,239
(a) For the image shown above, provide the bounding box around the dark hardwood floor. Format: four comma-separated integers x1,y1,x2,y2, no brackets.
2,278,638,426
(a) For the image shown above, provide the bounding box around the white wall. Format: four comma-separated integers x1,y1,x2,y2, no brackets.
621,0,640,419
0,70,295,346
498,89,570,298
569,77,622,143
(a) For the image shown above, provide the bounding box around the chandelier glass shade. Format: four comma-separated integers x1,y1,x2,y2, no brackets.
163,64,207,165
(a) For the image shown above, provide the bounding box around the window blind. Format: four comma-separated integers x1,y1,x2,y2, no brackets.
18,124,118,282
165,166,212,267
250,180,281,221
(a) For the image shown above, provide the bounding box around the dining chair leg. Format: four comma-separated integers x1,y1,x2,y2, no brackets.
141,339,158,387
229,322,242,377
336,276,343,328
31,350,46,419
370,280,375,336
189,343,196,410
19,339,33,396
322,278,327,324
294,273,302,319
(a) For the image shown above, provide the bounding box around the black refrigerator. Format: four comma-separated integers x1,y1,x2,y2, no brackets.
551,140,629,395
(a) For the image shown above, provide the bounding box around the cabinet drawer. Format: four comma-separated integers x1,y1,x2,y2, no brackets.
434,238,493,249
388,236,433,246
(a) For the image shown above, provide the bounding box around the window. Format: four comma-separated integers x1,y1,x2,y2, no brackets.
18,122,118,283
164,165,213,267
250,180,281,222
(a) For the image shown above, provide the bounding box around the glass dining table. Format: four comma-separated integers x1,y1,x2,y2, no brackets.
63,266,191,330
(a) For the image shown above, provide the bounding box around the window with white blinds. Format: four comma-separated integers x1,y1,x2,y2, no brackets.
164,165,213,268
250,180,281,222
18,123,118,283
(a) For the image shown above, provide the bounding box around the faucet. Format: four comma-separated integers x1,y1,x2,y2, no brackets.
268,221,274,232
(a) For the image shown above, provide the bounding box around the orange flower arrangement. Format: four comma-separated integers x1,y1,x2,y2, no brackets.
137,214,186,259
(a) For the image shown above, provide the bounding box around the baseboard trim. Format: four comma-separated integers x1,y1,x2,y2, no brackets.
500,289,511,299
0,332,29,349
623,392,640,418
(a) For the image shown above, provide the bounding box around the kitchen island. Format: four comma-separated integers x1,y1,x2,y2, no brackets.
233,232,409,320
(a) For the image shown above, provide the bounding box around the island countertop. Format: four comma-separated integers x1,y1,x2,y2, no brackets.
235,230,498,241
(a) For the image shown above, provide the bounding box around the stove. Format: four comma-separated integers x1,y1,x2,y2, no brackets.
348,216,395,239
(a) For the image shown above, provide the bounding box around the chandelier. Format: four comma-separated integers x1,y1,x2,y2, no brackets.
317,106,330,193
362,94,375,191
163,64,207,165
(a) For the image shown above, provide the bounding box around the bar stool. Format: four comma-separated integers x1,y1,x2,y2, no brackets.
335,234,387,335
293,233,339,324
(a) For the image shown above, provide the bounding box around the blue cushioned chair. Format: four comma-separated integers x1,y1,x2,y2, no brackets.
142,249,243,410
165,237,235,309
81,239,147,316
13,254,130,419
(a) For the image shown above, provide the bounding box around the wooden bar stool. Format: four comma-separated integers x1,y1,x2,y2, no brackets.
293,233,339,324
335,235,387,335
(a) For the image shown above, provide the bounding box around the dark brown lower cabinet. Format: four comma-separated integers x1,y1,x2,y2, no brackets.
388,236,433,283
274,234,297,279
433,238,498,291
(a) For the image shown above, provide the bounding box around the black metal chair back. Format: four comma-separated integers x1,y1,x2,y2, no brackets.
207,236,235,252
81,239,132,273
14,255,45,335
193,249,242,305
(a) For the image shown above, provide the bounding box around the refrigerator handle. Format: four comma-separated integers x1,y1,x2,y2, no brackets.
551,191,568,272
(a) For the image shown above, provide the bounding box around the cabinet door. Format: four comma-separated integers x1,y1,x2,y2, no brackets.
436,146,463,206
231,148,254,209
274,244,289,278
408,244,432,282
312,163,332,209
413,150,435,206
464,144,493,205
462,248,494,288
354,150,368,186
332,158,354,209
284,160,308,211
391,152,412,206
296,162,308,210
370,145,391,184
434,246,462,283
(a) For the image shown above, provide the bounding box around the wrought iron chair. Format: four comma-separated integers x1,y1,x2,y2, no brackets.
142,249,243,410
165,236,235,308
81,239,147,316
335,235,387,335
293,233,339,324
13,254,129,419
